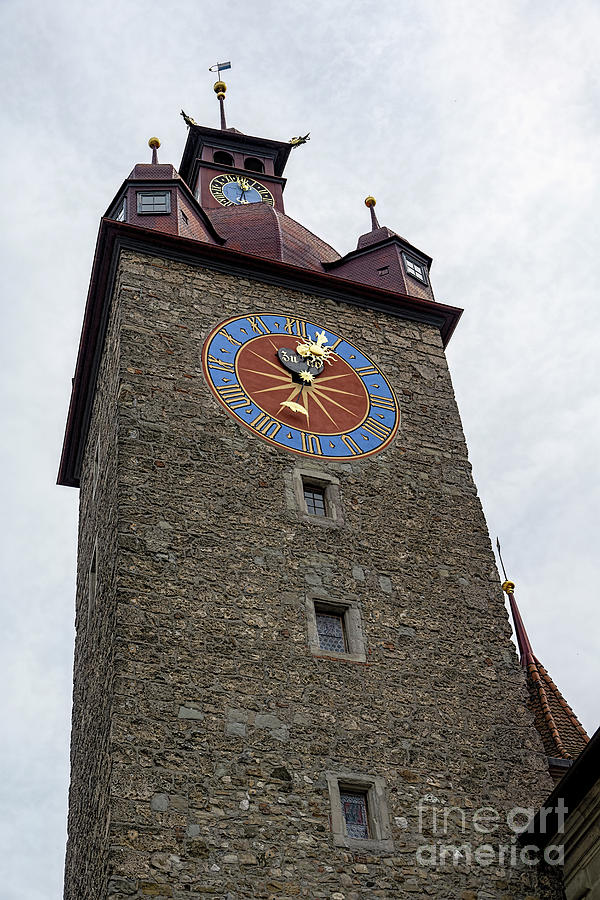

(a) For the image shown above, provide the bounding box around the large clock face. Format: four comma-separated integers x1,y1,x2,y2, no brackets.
209,173,274,207
202,313,399,459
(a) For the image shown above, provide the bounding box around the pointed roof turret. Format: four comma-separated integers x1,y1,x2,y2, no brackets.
502,580,589,781
324,197,435,301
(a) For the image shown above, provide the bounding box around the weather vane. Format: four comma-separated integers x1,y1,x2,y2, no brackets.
209,61,232,130
208,61,231,75
496,537,509,582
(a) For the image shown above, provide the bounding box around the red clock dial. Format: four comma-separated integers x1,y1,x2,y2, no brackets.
236,333,369,435
202,313,399,460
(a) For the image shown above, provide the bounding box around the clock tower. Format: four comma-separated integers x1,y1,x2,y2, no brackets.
59,82,565,898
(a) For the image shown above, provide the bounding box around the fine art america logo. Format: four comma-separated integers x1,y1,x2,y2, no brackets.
412,795,566,868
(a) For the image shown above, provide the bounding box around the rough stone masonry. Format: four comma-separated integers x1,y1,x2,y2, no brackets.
63,249,564,899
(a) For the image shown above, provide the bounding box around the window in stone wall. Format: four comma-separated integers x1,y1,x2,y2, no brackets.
315,607,346,652
306,596,365,662
326,773,394,850
289,468,344,526
303,483,326,516
340,790,370,839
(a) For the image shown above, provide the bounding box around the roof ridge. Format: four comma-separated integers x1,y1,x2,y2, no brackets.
534,656,590,744
526,657,570,758
268,204,284,262
271,207,340,262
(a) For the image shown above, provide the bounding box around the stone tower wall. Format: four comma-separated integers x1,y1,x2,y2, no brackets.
67,248,563,899
64,269,126,898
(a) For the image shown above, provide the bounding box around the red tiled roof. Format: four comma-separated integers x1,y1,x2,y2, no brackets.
206,204,340,271
505,584,589,761
128,163,180,180
525,655,589,760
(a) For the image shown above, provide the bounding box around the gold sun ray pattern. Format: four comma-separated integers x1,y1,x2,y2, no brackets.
306,390,338,426
310,386,356,416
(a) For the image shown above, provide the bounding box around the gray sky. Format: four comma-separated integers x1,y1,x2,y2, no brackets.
1,1,598,896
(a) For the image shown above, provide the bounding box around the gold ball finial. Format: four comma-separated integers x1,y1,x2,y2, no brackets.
502,580,516,594
365,196,376,208
148,137,161,149
214,80,227,100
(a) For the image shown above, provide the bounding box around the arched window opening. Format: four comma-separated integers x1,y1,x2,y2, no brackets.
213,150,234,166
244,157,264,173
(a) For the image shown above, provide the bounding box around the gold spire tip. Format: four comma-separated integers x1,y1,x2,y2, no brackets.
365,196,376,208
502,580,515,594
148,137,161,149
214,80,227,99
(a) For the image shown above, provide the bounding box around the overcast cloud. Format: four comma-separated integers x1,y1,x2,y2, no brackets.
1,1,598,897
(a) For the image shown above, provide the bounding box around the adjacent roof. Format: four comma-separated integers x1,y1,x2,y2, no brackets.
505,583,589,761
526,724,600,848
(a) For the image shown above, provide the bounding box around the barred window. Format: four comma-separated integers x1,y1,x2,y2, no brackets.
340,790,369,840
303,484,326,516
316,610,346,653
137,191,171,214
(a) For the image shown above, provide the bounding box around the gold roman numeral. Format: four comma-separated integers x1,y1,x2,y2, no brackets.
370,395,395,410
218,328,242,347
284,317,308,338
247,316,269,335
216,384,250,409
361,417,392,441
356,365,378,376
207,354,234,373
300,432,322,455
341,435,361,455
250,412,281,438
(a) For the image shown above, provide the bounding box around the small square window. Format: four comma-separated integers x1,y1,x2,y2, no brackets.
304,484,326,516
306,596,365,662
288,468,344,526
402,252,428,285
137,191,171,214
316,609,346,652
326,773,394,851
340,790,369,839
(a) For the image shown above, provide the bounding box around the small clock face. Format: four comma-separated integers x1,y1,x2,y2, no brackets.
202,313,399,460
209,173,274,207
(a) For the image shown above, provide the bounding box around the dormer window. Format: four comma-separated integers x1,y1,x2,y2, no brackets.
213,150,234,166
244,157,264,173
402,252,428,285
137,191,171,214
